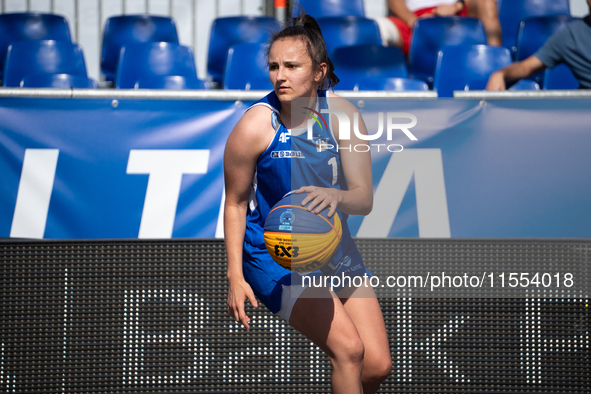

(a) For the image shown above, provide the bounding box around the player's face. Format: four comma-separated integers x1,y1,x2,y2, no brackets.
268,37,325,102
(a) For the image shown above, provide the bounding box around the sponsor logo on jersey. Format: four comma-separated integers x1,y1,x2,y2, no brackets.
313,136,332,152
271,150,305,159
279,130,291,143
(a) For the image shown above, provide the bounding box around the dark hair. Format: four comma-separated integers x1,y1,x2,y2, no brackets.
266,9,339,90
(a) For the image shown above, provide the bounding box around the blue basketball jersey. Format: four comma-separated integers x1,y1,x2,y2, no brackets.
241,90,367,313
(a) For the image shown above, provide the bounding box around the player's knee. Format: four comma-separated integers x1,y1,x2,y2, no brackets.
332,335,365,367
367,357,392,383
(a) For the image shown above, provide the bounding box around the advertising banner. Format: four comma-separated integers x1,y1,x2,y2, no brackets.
1,97,590,239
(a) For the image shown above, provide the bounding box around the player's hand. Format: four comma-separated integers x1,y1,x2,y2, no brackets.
296,186,340,218
227,275,259,330
486,71,507,91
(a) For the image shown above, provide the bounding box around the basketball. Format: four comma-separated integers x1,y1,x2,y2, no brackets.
263,192,342,273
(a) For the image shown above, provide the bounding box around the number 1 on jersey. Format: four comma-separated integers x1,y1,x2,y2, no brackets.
328,157,338,185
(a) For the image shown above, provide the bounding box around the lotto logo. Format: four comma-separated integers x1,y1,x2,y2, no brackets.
270,150,305,158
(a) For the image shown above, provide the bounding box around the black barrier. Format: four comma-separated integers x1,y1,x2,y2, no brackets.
1,239,589,393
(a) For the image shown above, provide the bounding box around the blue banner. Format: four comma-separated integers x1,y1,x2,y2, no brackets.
1,96,590,239
0,97,244,239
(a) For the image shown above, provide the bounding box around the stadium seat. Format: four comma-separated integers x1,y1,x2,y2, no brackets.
408,17,487,86
433,44,512,97
292,0,365,18
332,45,407,90
317,16,382,57
134,75,210,90
354,77,429,91
508,79,540,90
515,15,577,84
0,12,72,80
543,64,579,89
207,16,278,86
3,40,88,87
20,73,98,88
223,43,269,90
116,42,206,89
497,0,570,55
101,15,179,83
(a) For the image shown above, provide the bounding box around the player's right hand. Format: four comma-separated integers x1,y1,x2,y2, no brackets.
227,276,259,330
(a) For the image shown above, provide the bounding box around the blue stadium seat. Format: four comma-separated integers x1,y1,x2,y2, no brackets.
3,40,88,87
20,73,97,88
332,45,407,90
101,15,179,83
543,64,579,89
508,79,540,90
433,44,512,97
134,75,210,90
515,15,577,84
116,42,206,89
292,0,365,17
207,16,278,86
408,17,487,86
0,12,72,80
317,16,382,57
223,43,269,90
497,0,570,55
354,77,429,91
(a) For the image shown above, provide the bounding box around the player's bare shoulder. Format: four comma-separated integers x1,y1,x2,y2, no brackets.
326,91,366,141
227,104,276,157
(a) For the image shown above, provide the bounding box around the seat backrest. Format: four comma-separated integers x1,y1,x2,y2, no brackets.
101,15,179,82
116,42,199,89
292,0,365,18
515,15,577,84
0,12,72,79
207,16,278,85
408,17,487,86
433,44,512,97
20,73,97,88
317,16,382,57
223,42,269,90
354,76,429,91
332,45,408,90
498,0,570,54
134,75,210,90
508,79,540,90
3,40,88,87
543,64,579,89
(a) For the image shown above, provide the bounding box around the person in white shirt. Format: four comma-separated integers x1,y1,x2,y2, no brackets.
375,0,502,55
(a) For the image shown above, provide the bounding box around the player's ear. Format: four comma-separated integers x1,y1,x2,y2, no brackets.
315,62,327,83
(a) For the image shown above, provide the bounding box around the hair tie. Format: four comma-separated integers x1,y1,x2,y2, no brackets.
295,21,305,27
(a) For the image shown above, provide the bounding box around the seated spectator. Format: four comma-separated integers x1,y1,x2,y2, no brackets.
375,0,502,55
487,1,591,90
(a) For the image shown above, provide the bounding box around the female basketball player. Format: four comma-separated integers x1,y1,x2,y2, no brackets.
223,11,392,394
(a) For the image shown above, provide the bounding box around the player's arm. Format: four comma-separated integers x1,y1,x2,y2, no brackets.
388,0,420,28
333,96,373,216
486,55,546,90
223,106,272,330
298,94,373,217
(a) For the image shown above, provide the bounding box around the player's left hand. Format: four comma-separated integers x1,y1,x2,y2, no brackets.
295,186,340,218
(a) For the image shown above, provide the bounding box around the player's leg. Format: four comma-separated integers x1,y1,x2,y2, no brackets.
466,0,502,46
339,284,392,394
289,287,365,394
